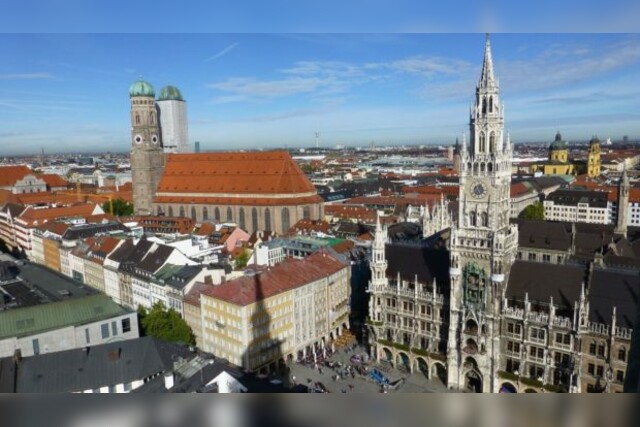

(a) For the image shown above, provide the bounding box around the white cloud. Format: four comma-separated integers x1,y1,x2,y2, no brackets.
0,72,54,80
204,42,239,62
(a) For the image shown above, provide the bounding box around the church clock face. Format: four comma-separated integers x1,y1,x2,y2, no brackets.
471,182,487,198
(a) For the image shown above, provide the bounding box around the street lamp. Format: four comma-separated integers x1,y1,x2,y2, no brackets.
514,369,520,393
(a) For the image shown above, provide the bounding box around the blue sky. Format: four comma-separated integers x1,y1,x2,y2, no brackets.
0,33,639,155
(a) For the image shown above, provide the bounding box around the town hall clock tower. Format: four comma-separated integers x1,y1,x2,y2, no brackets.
447,35,519,392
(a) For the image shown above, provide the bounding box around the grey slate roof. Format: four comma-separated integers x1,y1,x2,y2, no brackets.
546,189,609,208
62,222,129,241
506,260,586,311
14,336,192,393
385,242,450,290
517,220,572,252
589,268,640,329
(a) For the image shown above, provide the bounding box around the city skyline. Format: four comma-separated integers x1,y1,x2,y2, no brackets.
1,33,639,155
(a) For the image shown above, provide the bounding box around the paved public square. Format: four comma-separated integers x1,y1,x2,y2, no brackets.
281,343,452,393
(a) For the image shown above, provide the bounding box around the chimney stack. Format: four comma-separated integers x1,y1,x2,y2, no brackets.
164,372,175,390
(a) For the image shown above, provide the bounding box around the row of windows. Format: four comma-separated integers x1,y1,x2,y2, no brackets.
160,205,310,232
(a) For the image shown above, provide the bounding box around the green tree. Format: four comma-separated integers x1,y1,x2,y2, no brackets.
138,302,195,346
103,198,134,216
234,248,250,270
519,202,545,220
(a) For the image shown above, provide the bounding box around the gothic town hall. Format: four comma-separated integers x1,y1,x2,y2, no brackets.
367,35,640,393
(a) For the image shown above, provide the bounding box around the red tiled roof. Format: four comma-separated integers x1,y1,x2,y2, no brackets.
36,221,72,236
289,219,331,234
331,239,355,254
39,174,68,188
184,282,215,307
201,250,346,306
195,222,215,236
14,192,79,206
510,182,534,197
17,203,99,226
154,195,323,206
325,205,376,222
156,151,317,196
402,185,459,197
0,165,33,187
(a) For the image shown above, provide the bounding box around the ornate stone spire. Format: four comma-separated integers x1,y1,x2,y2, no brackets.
479,33,496,89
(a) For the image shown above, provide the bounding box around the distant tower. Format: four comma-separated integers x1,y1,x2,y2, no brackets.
315,131,320,149
614,167,630,238
548,131,568,163
195,141,201,153
587,136,601,177
129,79,164,216
453,138,461,173
157,85,189,153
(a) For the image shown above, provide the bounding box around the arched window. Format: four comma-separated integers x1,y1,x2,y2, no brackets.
156,206,162,216
168,206,174,217
618,347,626,362
252,208,258,232
489,131,496,153
202,207,209,221
239,207,246,230
489,96,493,113
191,207,197,220
470,212,476,227
487,162,493,172
303,206,310,220
479,132,486,153
482,97,487,114
226,207,233,222
467,162,472,172
264,208,272,232
481,212,488,227
214,207,220,221
281,208,290,232
179,206,185,217
135,114,140,125
480,163,485,173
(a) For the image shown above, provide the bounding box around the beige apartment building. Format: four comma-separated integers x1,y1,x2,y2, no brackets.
198,250,350,372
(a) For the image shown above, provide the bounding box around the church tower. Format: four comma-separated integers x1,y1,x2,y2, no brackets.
614,167,630,238
587,136,601,178
129,79,165,216
447,35,519,392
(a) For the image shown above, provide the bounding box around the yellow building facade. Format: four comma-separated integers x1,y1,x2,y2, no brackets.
198,251,351,372
533,132,601,177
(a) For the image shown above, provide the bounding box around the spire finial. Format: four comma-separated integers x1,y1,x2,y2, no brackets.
480,33,495,87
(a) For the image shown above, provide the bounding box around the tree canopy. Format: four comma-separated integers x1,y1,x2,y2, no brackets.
519,202,545,221
103,198,134,216
234,248,250,270
138,302,195,346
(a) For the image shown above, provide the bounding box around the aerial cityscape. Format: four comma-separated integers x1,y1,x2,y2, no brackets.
0,33,639,394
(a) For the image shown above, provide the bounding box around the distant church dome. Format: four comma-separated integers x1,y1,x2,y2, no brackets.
550,131,567,150
129,79,155,98
158,85,184,101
